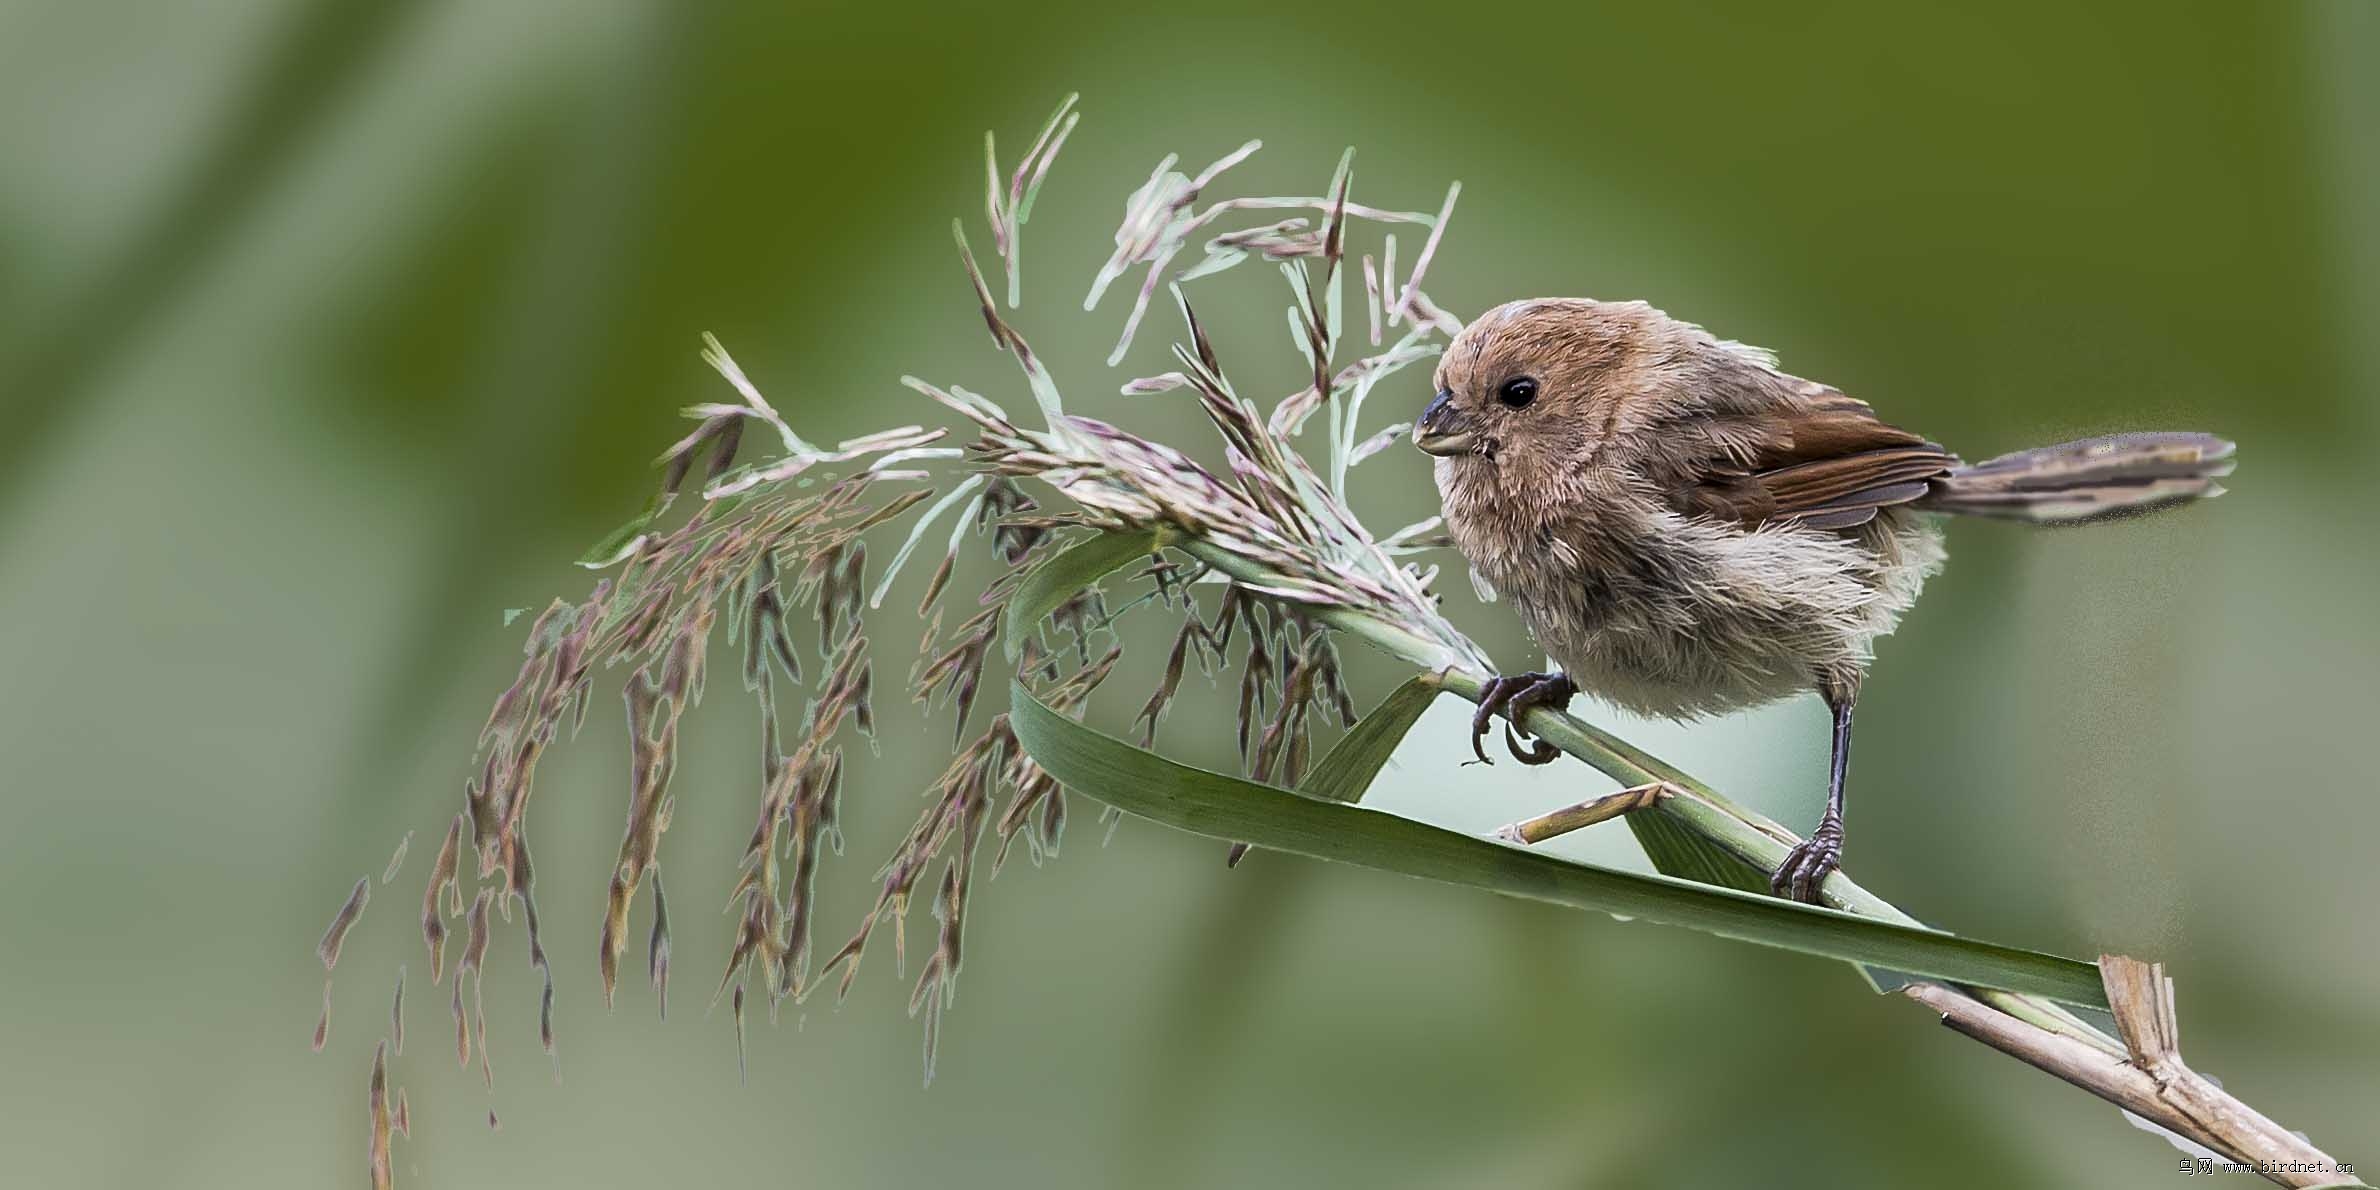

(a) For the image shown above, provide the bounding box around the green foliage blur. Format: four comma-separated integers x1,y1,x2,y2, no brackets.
1,2,2373,1186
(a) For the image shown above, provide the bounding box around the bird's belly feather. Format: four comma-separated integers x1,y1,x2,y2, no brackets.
1494,511,1945,719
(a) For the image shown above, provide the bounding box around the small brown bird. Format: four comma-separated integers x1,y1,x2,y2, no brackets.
1416,298,2233,902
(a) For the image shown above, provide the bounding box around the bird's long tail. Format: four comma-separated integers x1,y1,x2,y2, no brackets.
1924,431,2235,524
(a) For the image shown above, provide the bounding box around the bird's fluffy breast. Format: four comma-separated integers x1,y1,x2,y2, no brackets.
1438,456,1944,718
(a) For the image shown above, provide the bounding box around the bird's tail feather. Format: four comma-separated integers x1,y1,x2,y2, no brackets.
1925,432,2235,524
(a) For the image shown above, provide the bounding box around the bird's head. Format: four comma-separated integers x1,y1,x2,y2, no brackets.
1413,298,1654,490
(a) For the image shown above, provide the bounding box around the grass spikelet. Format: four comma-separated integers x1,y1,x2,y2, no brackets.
319,877,370,971
731,982,748,1085
367,1041,392,1190
985,92,1079,307
601,666,689,1006
313,978,332,1053
422,814,461,984
915,606,1001,742
919,760,990,1085
1133,614,1198,747
391,966,406,1057
539,966,556,1073
462,887,493,976
510,839,546,972
451,976,468,1071
918,553,957,616
648,866,672,1021
475,974,492,1089
1386,181,1459,326
980,479,1046,564
453,887,494,1076
992,741,1066,871
382,831,411,885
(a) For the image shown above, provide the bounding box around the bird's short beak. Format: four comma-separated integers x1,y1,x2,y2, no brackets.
1412,389,1476,457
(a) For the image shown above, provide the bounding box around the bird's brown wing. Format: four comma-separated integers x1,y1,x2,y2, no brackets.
1666,389,1958,532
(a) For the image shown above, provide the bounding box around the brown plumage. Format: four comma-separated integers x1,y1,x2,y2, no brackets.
1416,298,2234,901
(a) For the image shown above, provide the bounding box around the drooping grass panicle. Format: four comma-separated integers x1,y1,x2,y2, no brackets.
329,92,1506,1149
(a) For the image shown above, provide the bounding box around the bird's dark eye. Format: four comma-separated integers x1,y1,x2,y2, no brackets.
1496,376,1538,409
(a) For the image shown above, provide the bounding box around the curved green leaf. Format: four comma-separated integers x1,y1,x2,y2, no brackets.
1010,680,2108,1008
1625,807,1912,994
1002,527,1164,658
1297,675,1438,805
1627,807,1769,894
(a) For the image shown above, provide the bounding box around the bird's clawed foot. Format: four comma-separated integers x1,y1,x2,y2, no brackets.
1770,817,1843,904
1470,671,1577,765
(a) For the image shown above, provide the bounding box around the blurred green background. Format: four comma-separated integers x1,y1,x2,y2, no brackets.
2,1,2374,1186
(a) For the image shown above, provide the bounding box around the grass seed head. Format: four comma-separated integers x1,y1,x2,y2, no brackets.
346,98,1494,1137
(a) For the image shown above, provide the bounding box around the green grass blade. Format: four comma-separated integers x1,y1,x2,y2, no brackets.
1002,527,1165,659
1011,680,2108,1008
1627,809,1769,893
1297,676,1437,804
1627,806,1915,994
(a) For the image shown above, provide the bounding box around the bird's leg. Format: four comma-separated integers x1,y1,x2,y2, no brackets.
1469,671,1577,765
1773,691,1855,903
